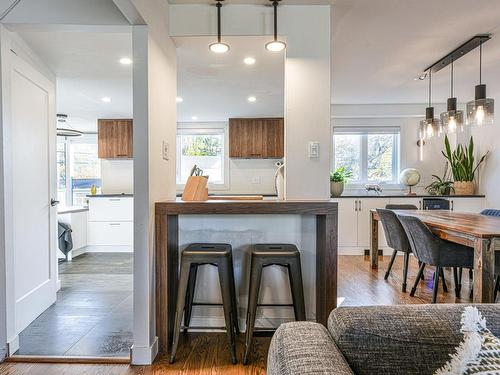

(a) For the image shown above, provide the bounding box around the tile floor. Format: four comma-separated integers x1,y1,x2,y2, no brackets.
16,252,133,357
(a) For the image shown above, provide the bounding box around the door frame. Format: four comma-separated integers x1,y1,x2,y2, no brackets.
0,27,57,356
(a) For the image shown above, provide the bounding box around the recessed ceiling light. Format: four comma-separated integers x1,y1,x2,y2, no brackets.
248,96,257,103
119,57,133,65
176,97,184,103
101,97,111,103
244,57,256,65
191,116,198,121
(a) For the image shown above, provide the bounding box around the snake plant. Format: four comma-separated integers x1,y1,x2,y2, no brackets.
442,136,488,182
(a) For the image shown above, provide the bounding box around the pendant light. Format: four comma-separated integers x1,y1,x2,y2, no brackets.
419,70,441,139
440,61,464,134
209,0,230,54
57,114,83,137
466,41,494,126
265,0,286,52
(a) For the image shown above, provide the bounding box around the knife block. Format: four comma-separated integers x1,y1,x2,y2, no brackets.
181,176,209,201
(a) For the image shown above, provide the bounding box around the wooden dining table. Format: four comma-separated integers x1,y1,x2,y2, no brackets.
370,209,499,303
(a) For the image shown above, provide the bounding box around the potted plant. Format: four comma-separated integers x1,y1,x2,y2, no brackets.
330,167,353,197
425,163,454,196
442,135,488,195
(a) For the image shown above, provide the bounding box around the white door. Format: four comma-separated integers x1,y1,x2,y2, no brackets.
335,198,358,247
11,53,57,335
450,198,484,213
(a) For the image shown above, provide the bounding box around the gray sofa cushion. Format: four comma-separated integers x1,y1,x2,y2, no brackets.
328,304,500,375
268,321,354,375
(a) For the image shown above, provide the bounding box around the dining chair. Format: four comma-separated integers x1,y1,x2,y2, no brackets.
397,214,474,303
377,206,417,292
480,209,500,302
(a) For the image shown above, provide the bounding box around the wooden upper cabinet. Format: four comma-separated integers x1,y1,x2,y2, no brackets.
229,118,284,159
98,119,133,159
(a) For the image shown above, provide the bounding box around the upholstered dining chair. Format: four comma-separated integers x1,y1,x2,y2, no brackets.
377,206,417,292
480,209,500,301
397,214,474,303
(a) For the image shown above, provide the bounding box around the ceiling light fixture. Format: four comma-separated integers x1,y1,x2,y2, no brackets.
56,113,83,137
440,61,464,134
265,0,286,52
176,97,184,103
209,1,230,54
119,57,133,65
244,57,256,65
248,96,257,102
101,97,111,103
466,41,494,127
191,116,198,121
419,69,441,140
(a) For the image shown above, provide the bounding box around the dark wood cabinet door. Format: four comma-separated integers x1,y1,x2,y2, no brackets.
98,119,133,159
229,118,283,159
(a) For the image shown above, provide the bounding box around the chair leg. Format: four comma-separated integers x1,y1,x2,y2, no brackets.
410,262,425,297
170,260,192,364
440,268,448,293
458,268,463,293
183,264,198,332
287,256,306,321
432,267,440,303
228,254,240,335
243,258,263,365
384,250,398,280
217,260,238,365
418,261,425,281
402,252,410,293
453,268,460,299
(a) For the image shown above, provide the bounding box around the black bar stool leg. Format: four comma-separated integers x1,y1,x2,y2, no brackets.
432,267,440,303
402,252,410,293
217,260,238,365
243,258,263,365
288,258,306,321
453,268,460,298
384,250,397,280
410,262,425,297
440,268,448,293
228,254,240,334
170,260,192,363
183,264,198,332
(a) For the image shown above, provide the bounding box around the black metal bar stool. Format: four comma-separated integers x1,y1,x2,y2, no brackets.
170,243,239,364
243,244,306,365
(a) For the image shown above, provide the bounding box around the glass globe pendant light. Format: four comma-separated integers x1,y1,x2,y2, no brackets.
466,41,494,126
440,61,464,134
209,1,230,54
265,0,286,52
419,69,441,139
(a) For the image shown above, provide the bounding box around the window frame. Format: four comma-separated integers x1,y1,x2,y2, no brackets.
332,126,401,188
176,126,229,191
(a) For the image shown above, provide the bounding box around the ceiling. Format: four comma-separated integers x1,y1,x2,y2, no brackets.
17,30,132,132
331,0,500,104
175,35,284,122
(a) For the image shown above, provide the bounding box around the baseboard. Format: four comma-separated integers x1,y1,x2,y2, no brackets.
85,245,132,253
131,336,158,365
7,335,19,356
70,247,88,258
56,279,61,291
339,247,388,255
0,346,7,363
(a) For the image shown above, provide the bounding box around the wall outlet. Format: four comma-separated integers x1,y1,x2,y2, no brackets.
251,176,261,184
308,141,320,159
162,141,169,161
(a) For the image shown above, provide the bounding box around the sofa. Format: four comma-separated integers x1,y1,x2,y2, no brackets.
267,304,500,375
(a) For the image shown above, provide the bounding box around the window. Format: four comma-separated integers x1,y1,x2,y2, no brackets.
176,128,226,187
57,135,101,206
333,127,400,185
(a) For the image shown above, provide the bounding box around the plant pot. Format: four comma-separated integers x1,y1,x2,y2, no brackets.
453,181,475,195
330,181,345,197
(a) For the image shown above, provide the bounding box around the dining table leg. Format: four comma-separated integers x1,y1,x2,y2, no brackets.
473,237,496,303
370,210,379,269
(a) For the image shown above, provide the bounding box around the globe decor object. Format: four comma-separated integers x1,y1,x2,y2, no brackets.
400,168,421,196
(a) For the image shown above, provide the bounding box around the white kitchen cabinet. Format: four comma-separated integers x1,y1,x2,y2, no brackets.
88,196,133,222
357,198,389,248
449,198,484,213
87,196,133,252
337,198,358,247
388,197,423,210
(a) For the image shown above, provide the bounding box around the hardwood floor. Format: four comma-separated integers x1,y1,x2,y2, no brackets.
0,255,480,374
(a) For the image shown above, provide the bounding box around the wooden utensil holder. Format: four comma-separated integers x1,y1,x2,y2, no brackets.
181,176,209,201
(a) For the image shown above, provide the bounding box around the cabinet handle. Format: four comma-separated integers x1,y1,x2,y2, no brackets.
419,200,422,210
109,198,121,201
250,153,262,156
354,200,358,211
109,223,121,226
117,154,128,157
358,200,362,211
451,200,454,211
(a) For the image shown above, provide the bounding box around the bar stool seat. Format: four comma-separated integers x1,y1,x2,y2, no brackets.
243,244,306,365
170,243,239,364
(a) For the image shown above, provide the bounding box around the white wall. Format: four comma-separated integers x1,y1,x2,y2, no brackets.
130,0,177,365
170,4,332,200
178,122,279,195
101,159,134,194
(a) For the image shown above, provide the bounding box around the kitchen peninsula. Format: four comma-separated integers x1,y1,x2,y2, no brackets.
154,199,338,352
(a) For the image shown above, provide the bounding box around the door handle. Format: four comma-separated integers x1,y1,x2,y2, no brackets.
50,199,60,207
